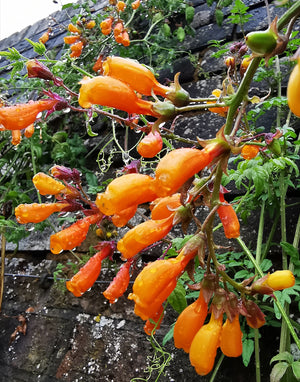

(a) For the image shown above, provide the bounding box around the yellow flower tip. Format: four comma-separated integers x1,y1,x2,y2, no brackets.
266,270,295,290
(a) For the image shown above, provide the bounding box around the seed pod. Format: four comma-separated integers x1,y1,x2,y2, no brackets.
245,28,277,56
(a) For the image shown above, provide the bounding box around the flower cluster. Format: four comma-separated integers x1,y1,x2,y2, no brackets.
0,97,60,145
173,269,295,376
63,20,96,58
15,166,102,254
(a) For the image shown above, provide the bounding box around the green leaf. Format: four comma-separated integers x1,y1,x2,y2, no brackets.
185,6,195,24
270,362,289,382
167,282,187,313
292,361,300,379
0,47,21,60
176,27,185,42
242,338,254,367
171,235,193,251
215,9,224,26
25,38,46,56
280,241,299,259
162,324,175,346
62,3,74,9
270,351,294,365
234,269,251,279
260,259,272,272
162,23,171,37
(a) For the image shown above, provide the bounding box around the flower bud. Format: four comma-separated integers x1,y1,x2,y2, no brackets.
152,100,176,118
265,270,295,291
26,59,54,81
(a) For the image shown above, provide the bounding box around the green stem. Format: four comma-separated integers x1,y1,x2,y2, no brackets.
30,140,42,204
209,353,225,382
254,328,261,382
236,237,264,277
0,231,5,313
260,212,280,262
255,200,265,266
71,63,94,78
253,201,265,382
279,171,288,270
224,57,261,136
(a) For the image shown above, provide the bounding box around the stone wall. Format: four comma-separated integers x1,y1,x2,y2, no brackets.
1,1,299,381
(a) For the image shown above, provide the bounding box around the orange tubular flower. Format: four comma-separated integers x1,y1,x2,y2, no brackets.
103,261,132,303
220,315,243,357
121,31,130,46
144,305,164,335
39,31,50,44
32,172,66,195
24,124,35,138
264,270,295,290
86,20,96,29
173,289,208,353
11,130,21,145
0,99,58,131
68,23,81,34
241,144,260,160
116,1,126,11
131,0,141,10
95,173,157,216
78,76,159,116
111,204,138,227
70,41,84,58
15,202,69,224
93,55,103,73
150,193,182,220
102,56,170,97
117,216,174,259
207,89,229,117
217,192,240,239
100,17,113,35
66,245,113,297
128,250,195,320
189,312,223,376
287,57,300,117
137,131,163,158
64,35,80,45
113,21,123,36
50,214,101,254
154,143,227,197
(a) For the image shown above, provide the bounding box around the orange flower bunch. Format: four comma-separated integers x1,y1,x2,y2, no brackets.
173,266,296,376
93,136,230,260
15,166,103,255
64,23,88,58
79,56,192,136
0,98,59,145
